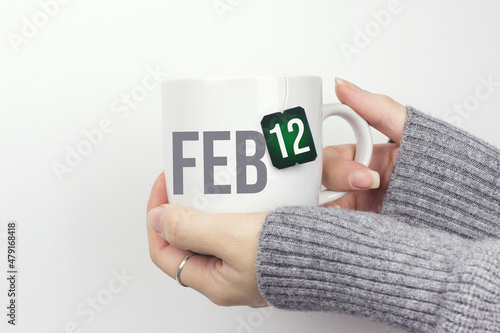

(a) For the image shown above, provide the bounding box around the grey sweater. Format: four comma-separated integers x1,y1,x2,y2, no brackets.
256,107,500,332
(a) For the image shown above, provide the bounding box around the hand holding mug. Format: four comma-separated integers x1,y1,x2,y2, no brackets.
322,78,407,211
146,78,407,306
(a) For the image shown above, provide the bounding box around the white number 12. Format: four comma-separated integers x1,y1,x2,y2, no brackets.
269,118,311,158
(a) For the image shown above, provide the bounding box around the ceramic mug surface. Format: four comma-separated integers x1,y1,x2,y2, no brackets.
162,76,372,213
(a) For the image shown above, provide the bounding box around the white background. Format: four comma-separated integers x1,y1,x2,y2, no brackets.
1,1,500,332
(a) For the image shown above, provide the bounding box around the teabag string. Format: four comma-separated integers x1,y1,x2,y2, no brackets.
282,76,289,112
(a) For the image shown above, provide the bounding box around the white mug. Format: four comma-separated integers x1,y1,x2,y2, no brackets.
162,76,372,213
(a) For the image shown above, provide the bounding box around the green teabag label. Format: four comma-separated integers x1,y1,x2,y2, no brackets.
260,107,317,169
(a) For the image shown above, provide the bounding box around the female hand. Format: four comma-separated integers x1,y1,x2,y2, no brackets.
323,78,407,212
146,78,408,307
146,173,268,307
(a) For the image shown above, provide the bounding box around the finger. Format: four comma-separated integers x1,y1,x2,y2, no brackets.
146,172,170,256
147,241,215,290
322,145,380,191
147,204,266,265
149,242,212,287
156,248,248,306
335,78,407,143
147,172,168,212
170,253,222,296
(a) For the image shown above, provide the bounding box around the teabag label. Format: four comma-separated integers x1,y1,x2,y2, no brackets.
260,107,317,169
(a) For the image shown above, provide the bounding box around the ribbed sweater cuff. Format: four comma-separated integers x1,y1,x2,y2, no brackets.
256,206,470,332
381,106,500,239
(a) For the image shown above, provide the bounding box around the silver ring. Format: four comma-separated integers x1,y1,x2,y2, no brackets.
176,252,196,287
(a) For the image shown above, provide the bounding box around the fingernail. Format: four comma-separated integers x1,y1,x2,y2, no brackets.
335,77,347,86
147,206,165,233
349,170,380,190
335,77,363,92
330,205,341,209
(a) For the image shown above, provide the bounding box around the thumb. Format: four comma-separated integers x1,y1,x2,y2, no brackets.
147,204,266,264
335,78,407,144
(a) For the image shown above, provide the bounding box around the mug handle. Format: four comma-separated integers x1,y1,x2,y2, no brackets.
319,103,373,205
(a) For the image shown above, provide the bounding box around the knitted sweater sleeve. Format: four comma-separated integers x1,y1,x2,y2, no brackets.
255,107,500,332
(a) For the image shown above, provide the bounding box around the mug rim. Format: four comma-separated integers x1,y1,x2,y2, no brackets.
162,75,322,85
